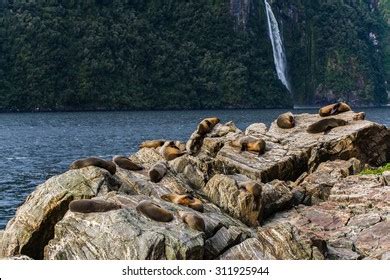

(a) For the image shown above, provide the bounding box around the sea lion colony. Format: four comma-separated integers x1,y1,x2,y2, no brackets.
68,104,360,231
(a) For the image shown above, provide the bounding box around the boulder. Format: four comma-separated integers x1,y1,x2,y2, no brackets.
44,193,252,260
0,167,118,259
203,174,262,226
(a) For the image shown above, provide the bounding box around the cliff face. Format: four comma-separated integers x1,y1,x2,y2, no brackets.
271,0,387,106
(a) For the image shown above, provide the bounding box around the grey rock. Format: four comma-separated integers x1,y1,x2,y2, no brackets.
219,238,273,260
204,226,241,258
0,167,116,259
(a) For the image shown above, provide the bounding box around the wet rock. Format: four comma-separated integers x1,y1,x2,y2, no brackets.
0,167,117,259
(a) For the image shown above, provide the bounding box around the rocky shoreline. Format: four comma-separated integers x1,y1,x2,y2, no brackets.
0,110,389,260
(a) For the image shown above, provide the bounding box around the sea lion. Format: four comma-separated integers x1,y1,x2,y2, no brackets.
69,157,116,175
179,212,206,232
160,141,186,161
69,199,122,213
307,118,348,134
353,112,366,121
149,161,168,183
196,117,220,136
319,102,351,117
277,112,295,129
113,156,143,171
238,181,262,211
161,193,204,212
139,140,165,149
136,200,174,222
238,136,266,156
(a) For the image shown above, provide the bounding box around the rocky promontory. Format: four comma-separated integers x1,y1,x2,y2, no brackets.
0,110,389,260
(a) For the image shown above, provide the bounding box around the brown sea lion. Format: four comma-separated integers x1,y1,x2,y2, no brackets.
69,199,122,213
139,140,165,149
307,118,348,134
113,156,143,171
136,200,173,222
196,117,220,136
319,102,351,117
149,161,168,183
277,112,295,129
179,212,206,232
161,193,204,212
239,136,266,156
353,112,366,121
160,141,186,161
69,157,116,175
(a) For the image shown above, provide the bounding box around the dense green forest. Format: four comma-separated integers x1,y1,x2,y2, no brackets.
0,0,388,111
277,0,388,105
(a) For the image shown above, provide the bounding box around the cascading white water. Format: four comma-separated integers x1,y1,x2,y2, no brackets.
264,0,291,92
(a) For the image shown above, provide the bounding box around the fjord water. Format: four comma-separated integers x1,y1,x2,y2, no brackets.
1,108,390,229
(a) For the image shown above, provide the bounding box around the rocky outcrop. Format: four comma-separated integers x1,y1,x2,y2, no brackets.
0,167,119,259
257,174,390,260
44,193,252,260
1,111,389,260
296,158,363,205
214,111,389,182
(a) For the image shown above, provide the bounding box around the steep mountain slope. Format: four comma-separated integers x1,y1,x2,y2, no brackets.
0,0,387,111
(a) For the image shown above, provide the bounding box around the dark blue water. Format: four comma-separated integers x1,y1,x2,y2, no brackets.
1,108,389,229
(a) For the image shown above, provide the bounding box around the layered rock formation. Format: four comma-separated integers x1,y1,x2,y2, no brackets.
1,111,389,260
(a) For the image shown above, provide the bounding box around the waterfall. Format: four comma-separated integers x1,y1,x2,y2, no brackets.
264,0,291,92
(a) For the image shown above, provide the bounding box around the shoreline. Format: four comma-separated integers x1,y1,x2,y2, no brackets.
0,105,389,114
